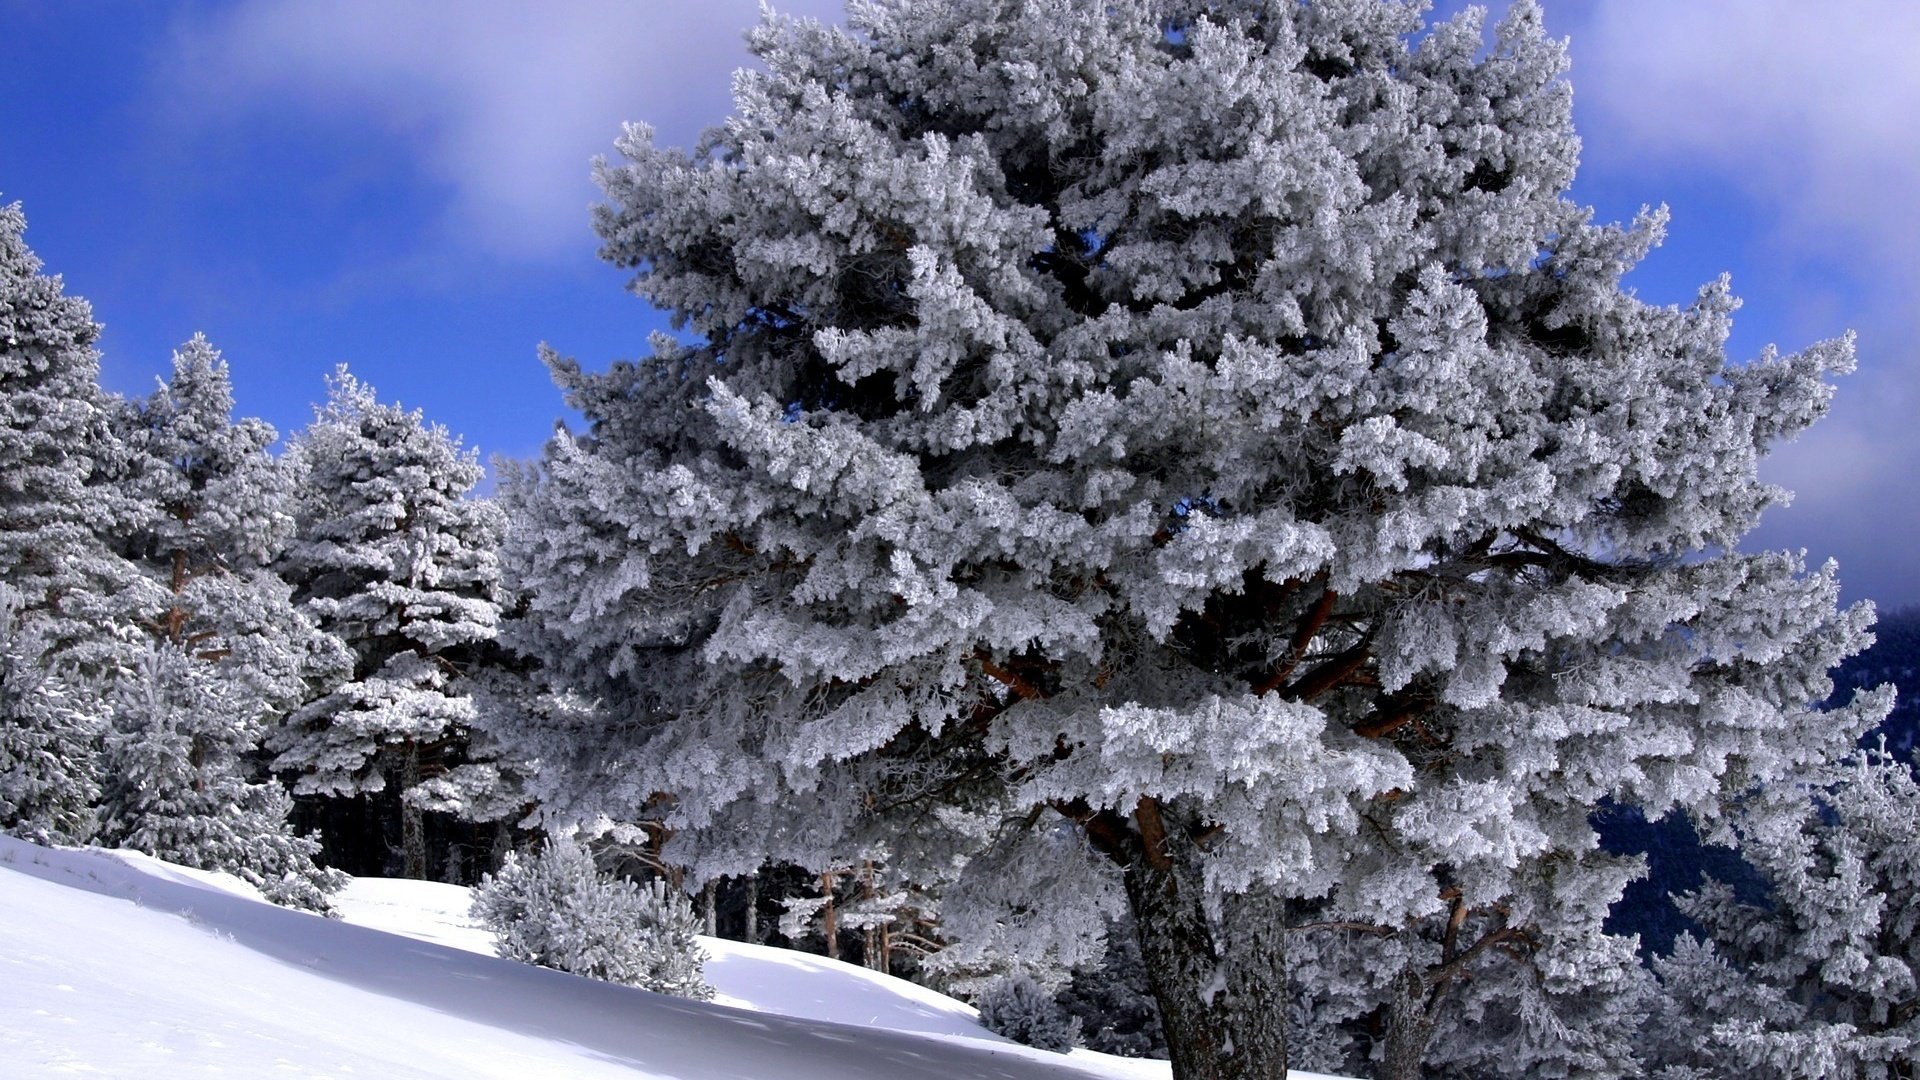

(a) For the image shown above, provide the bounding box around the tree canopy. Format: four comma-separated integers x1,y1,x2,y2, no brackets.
496,2,1880,1075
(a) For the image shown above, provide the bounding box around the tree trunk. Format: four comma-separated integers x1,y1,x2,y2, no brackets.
701,879,718,937
862,861,881,971
1379,966,1437,1080
821,871,839,961
491,820,511,874
1122,805,1290,1080
400,743,428,880
743,872,759,943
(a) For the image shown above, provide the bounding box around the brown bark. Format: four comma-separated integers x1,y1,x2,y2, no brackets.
165,549,190,644
821,871,839,961
1253,585,1338,696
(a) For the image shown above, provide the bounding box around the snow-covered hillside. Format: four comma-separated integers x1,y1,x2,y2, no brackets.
0,836,1348,1079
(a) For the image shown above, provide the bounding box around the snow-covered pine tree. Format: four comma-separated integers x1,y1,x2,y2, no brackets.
497,3,1878,1076
1057,912,1168,1059
471,836,714,999
102,644,344,911
112,335,344,723
629,875,715,1001
400,636,541,871
977,974,1082,1053
1648,742,1918,1079
273,367,502,879
0,582,103,844
0,200,140,680
100,338,345,909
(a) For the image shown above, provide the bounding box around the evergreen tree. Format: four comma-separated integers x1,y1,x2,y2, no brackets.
977,974,1081,1053
1649,742,1918,1079
0,200,139,678
273,367,502,879
112,335,343,722
497,3,1877,1076
102,644,344,912
0,582,102,843
98,340,345,909
400,597,542,865
471,837,714,999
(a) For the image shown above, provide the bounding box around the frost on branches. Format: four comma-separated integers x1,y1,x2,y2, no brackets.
0,583,102,844
471,837,713,1000
497,3,1876,1077
102,644,344,912
1649,740,1917,1079
273,367,503,879
0,201,140,679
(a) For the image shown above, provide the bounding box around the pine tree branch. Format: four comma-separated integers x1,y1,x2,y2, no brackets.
1287,920,1396,937
1132,795,1175,873
976,651,1045,701
1283,636,1374,701
1253,584,1338,696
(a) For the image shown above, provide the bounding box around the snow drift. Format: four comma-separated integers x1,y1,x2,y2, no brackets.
0,836,1347,1079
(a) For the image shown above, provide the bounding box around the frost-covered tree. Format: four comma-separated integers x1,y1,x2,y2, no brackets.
0,200,139,677
978,974,1082,1052
0,583,103,843
102,644,344,912
1058,912,1168,1059
98,337,345,909
112,335,344,722
1649,744,1920,1079
399,643,541,868
498,3,1877,1076
273,367,502,879
471,837,714,999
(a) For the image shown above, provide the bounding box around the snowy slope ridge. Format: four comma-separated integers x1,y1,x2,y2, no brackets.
328,874,994,1040
0,836,1350,1079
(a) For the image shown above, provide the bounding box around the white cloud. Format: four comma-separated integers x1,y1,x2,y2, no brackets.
1566,0,1920,284
169,1,846,260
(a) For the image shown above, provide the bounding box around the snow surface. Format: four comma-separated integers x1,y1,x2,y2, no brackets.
0,835,1350,1079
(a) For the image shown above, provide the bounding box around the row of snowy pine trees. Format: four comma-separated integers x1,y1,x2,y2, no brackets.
0,200,518,908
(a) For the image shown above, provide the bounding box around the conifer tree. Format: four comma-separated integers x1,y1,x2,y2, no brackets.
0,583,102,844
274,367,502,879
102,643,344,911
471,836,714,999
112,335,343,722
1649,740,1918,1079
497,3,1878,1075
0,200,139,678
99,337,345,908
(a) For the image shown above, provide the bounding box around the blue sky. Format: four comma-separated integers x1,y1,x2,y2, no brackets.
3,0,1917,609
